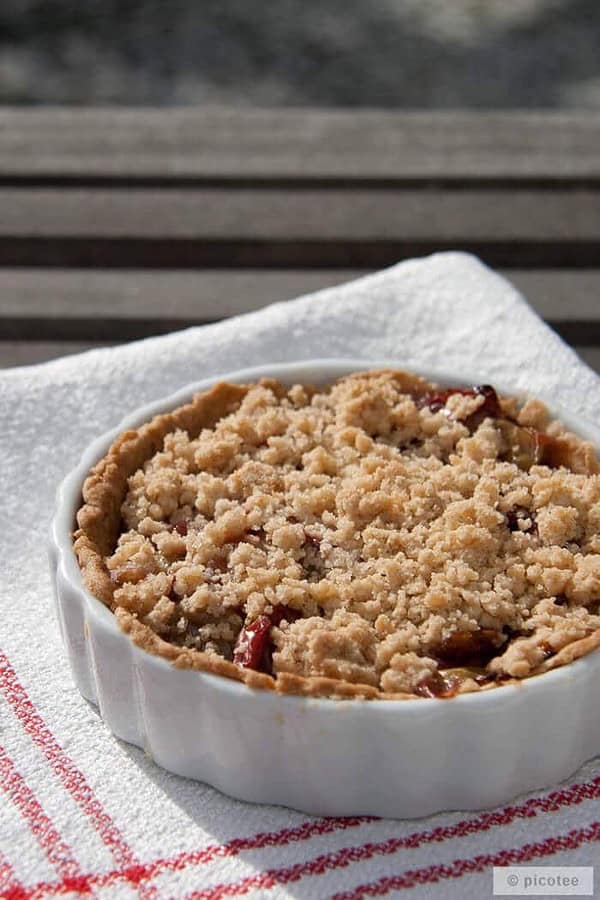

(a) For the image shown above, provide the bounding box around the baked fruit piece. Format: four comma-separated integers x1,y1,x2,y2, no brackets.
74,370,600,699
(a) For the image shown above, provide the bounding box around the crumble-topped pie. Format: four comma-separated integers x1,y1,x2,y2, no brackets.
74,369,600,699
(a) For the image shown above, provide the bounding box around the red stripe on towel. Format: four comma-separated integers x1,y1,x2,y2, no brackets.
12,774,600,898
3,645,597,900
0,649,157,898
331,821,600,899
0,649,134,869
0,746,83,884
19,775,600,898
0,852,27,900
21,815,371,898
180,780,600,899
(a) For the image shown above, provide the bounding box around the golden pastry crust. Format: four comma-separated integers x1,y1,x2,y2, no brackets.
74,370,600,700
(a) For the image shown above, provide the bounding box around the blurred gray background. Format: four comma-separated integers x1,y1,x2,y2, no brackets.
1,0,599,107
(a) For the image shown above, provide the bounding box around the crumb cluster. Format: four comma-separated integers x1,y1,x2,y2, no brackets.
91,370,600,698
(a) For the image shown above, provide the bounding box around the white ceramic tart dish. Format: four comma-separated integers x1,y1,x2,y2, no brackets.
50,360,600,818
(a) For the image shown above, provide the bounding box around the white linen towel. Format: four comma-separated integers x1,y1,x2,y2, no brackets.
1,252,598,899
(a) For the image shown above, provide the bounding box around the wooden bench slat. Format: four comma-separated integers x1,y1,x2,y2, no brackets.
2,339,598,374
2,188,599,241
503,270,600,319
1,109,600,182
1,187,599,267
0,340,117,368
4,319,595,347
6,240,599,269
576,347,600,374
0,268,598,323
0,268,366,320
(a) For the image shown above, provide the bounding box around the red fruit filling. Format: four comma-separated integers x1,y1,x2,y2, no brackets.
233,604,301,673
420,384,574,471
415,665,499,698
303,532,321,550
419,384,500,422
506,506,536,534
432,628,506,668
414,671,462,699
233,615,272,670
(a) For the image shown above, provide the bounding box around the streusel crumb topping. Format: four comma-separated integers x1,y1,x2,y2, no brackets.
98,371,600,698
